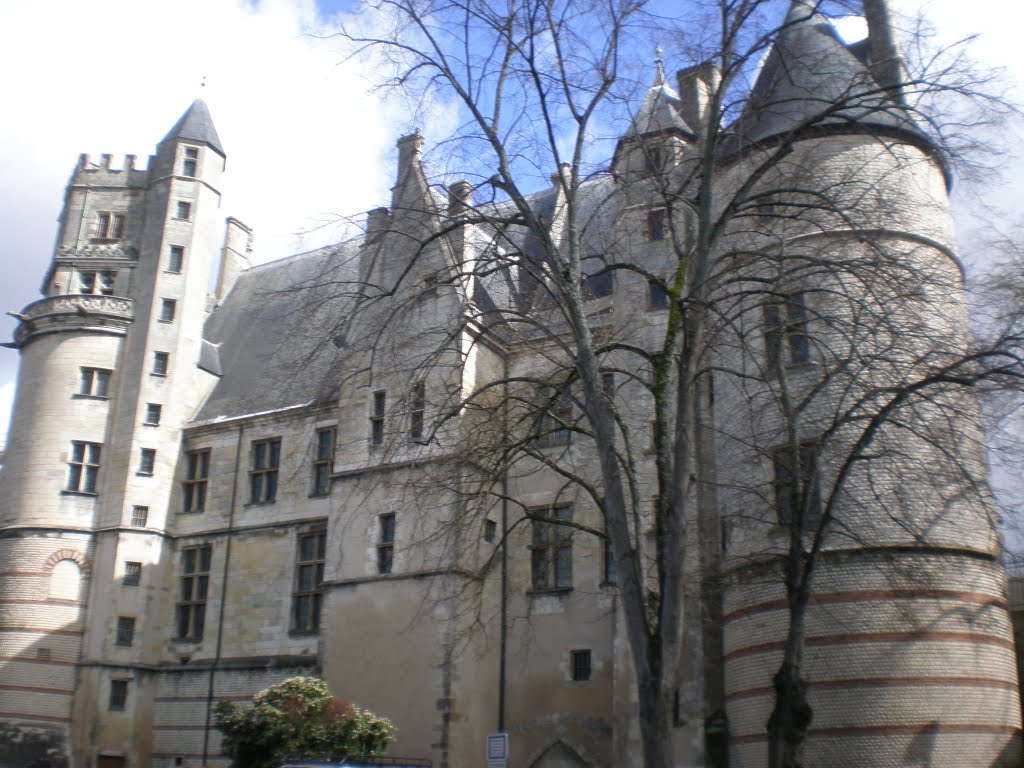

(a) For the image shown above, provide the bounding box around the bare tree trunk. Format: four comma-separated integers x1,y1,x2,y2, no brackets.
767,610,812,768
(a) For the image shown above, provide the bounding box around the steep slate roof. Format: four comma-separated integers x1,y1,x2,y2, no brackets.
194,241,360,423
723,0,928,156
161,99,226,157
631,61,691,136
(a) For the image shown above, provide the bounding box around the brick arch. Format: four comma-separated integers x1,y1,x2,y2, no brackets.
43,548,91,578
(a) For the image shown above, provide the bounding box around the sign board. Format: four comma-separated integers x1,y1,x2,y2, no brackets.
487,732,509,767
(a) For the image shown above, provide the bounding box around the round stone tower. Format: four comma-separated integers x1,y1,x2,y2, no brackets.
710,4,1021,766
0,101,228,767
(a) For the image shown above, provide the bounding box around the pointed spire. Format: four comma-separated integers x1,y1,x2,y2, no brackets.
653,46,667,87
630,51,690,136
161,99,225,157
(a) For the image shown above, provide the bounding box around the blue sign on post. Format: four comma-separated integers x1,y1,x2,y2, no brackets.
487,732,509,766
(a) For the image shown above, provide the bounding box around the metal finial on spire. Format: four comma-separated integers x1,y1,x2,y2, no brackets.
654,46,666,85
201,75,207,89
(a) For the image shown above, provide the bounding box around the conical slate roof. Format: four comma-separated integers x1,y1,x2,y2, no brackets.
161,99,225,157
726,0,926,152
631,59,691,136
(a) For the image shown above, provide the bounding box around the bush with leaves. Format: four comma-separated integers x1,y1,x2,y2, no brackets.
213,677,395,768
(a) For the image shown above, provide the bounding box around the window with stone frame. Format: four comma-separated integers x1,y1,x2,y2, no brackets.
167,245,184,273
182,147,199,177
152,351,169,376
130,505,149,527
571,649,592,681
249,438,281,504
78,270,116,295
183,449,210,513
293,528,326,633
536,386,572,448
115,617,135,647
647,208,667,241
122,562,142,587
176,544,211,641
530,505,573,591
95,212,126,241
763,292,811,376
772,440,822,528
138,448,156,476
175,201,191,220
370,390,386,447
79,367,111,397
66,441,101,493
648,279,670,310
409,382,426,441
582,270,614,300
159,298,177,323
109,679,128,710
377,513,396,575
144,403,162,426
311,429,334,496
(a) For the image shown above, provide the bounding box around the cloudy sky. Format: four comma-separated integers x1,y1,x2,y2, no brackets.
0,0,1021,449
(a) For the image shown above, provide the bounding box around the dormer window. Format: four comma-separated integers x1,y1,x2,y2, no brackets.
645,146,664,174
95,212,125,241
182,147,199,178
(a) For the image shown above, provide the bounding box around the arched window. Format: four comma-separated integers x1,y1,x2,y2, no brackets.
49,559,82,602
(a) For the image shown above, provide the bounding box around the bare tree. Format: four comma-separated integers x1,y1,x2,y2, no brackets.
316,1,1023,766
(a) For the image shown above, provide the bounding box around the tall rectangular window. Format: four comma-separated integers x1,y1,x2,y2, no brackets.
66,441,101,493
311,429,334,496
144,403,162,426
648,280,670,310
79,367,111,397
409,382,425,441
370,390,386,447
109,680,128,711
293,529,326,633
772,441,822,527
175,201,191,220
571,649,592,681
138,448,156,476
152,351,169,376
377,514,396,575
250,438,281,504
177,545,211,641
647,209,666,241
531,506,573,591
764,293,810,376
536,388,571,448
122,562,142,587
159,298,177,323
182,147,198,177
183,449,210,513
115,617,135,647
130,505,149,527
167,245,184,273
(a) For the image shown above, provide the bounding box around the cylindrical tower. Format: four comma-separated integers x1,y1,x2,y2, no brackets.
711,4,1021,766
0,101,227,768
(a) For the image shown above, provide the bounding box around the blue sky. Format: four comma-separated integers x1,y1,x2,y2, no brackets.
0,0,1021,452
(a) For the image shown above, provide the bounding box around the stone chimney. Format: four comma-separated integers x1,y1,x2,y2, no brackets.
448,180,473,219
216,217,252,302
676,61,720,136
863,0,906,104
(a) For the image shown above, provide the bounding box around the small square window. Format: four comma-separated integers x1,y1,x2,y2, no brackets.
130,506,149,527
123,562,142,587
168,245,184,273
159,298,176,323
96,213,126,241
152,352,169,376
582,271,614,300
109,679,129,710
115,617,135,647
138,448,156,476
144,403,162,426
79,367,111,397
648,280,670,310
175,201,191,220
571,649,592,681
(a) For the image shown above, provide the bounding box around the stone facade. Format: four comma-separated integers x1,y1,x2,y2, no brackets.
0,4,1021,768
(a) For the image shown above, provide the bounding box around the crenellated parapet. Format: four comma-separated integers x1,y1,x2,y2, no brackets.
11,293,134,347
